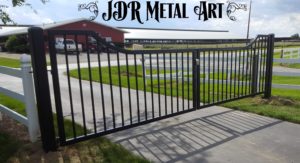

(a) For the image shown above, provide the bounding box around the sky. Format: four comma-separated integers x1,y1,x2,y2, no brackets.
1,0,300,38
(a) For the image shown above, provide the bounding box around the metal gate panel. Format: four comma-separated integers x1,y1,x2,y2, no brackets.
29,27,274,150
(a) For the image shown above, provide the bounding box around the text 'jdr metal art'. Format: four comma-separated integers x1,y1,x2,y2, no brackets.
78,1,248,23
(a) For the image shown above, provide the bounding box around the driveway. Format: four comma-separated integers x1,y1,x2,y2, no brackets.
107,107,300,163
0,53,300,162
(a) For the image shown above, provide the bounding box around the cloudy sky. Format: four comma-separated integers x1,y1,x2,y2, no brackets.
1,0,300,38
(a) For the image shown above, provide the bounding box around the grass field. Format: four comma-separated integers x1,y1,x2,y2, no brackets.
0,58,148,162
0,132,23,163
0,92,149,162
69,65,300,124
0,57,20,68
276,63,300,69
273,76,300,85
129,42,300,50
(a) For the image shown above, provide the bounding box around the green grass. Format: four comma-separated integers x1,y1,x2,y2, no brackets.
273,51,282,59
0,93,82,139
69,65,300,102
129,42,300,51
0,132,23,163
0,93,25,115
0,92,149,162
273,76,300,85
0,56,51,68
272,88,300,101
70,65,249,103
9,135,149,163
223,94,300,124
0,56,148,162
276,63,300,69
75,137,149,163
69,65,300,124
0,93,25,162
0,57,20,68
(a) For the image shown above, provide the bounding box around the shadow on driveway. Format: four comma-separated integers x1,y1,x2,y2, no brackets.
113,110,281,163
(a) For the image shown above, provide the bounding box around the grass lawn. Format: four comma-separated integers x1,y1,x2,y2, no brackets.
69,65,246,103
9,136,149,163
276,63,300,69
273,76,300,85
0,57,20,68
223,90,300,124
69,65,300,124
273,50,300,69
0,56,51,68
0,59,149,162
0,93,149,162
0,132,23,163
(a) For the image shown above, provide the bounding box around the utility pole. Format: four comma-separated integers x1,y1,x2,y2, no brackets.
246,0,252,40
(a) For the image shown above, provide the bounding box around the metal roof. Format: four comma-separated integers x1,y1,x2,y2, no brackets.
0,18,127,37
122,29,242,40
0,18,242,39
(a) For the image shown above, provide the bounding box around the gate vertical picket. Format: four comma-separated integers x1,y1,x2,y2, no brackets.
192,50,200,109
251,54,259,94
28,27,57,151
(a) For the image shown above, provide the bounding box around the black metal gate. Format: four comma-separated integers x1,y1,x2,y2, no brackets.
28,27,274,151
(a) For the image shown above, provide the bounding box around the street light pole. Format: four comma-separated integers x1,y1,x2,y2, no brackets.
246,0,252,40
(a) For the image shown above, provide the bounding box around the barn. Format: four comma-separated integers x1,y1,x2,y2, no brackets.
0,18,127,51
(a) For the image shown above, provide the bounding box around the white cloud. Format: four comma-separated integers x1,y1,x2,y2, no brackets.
1,0,300,38
250,13,300,37
4,5,54,24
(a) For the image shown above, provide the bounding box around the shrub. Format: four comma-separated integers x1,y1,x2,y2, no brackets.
5,35,29,53
5,35,17,52
14,45,30,53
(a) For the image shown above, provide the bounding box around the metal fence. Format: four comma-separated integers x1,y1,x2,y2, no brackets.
0,54,40,142
28,27,274,151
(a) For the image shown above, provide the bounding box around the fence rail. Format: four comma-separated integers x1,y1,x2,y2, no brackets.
0,54,40,142
40,28,274,150
274,48,300,59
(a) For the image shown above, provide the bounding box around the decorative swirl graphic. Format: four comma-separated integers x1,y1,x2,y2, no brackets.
227,1,247,21
78,1,99,21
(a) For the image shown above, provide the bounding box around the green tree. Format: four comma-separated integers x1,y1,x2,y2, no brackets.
5,35,29,53
291,33,299,39
5,35,18,51
0,0,47,24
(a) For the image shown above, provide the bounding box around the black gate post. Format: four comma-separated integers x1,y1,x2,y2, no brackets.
192,50,200,109
251,54,259,94
28,27,57,151
264,34,275,98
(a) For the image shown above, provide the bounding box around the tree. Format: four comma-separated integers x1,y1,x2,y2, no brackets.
5,35,30,53
0,0,48,24
291,33,299,39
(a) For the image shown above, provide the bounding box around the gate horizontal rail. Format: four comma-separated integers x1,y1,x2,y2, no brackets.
29,27,274,150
